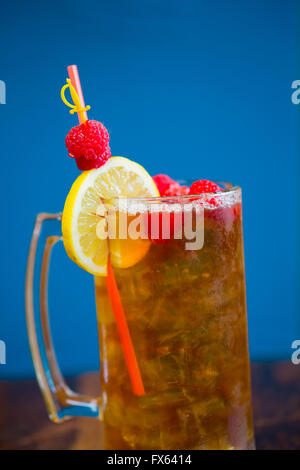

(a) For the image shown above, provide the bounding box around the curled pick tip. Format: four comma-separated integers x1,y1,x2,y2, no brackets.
60,78,91,117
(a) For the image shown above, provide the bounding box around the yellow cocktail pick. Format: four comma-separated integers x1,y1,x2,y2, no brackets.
61,78,91,124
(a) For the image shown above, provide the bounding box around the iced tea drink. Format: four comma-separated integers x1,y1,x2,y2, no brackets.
95,186,254,450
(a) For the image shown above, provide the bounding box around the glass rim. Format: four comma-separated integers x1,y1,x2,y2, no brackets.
107,182,241,202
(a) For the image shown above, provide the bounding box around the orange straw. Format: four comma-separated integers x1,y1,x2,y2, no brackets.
106,262,145,396
67,65,88,124
67,65,145,396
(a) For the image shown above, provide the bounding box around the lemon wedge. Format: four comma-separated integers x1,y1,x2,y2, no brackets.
62,157,159,275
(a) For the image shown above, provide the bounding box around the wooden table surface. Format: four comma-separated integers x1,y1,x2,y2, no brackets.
0,361,299,450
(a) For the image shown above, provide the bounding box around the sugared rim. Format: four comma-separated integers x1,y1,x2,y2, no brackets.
107,182,240,202
106,182,241,213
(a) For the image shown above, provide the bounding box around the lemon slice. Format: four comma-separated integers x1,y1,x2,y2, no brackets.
62,156,159,276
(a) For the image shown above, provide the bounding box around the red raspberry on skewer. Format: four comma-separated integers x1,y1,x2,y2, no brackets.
75,146,111,170
65,119,111,171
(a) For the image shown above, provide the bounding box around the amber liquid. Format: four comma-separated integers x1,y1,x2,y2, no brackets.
95,202,254,450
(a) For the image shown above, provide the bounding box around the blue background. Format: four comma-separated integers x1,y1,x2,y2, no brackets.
0,0,299,378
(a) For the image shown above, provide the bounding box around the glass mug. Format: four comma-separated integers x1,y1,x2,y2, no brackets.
25,185,255,450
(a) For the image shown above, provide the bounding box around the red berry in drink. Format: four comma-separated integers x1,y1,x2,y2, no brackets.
153,174,177,195
189,179,222,195
163,182,182,196
180,185,190,195
189,179,223,207
153,174,189,197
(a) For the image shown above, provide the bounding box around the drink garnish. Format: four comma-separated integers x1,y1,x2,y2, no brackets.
153,174,189,196
61,78,111,170
189,179,223,206
61,72,159,275
65,120,111,170
153,174,176,194
189,179,222,194
164,183,190,196
62,156,159,275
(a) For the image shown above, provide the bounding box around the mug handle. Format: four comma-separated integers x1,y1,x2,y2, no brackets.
25,213,102,422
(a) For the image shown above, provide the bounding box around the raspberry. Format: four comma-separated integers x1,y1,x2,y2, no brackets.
153,174,188,197
163,182,182,196
189,179,222,195
66,120,111,170
153,174,177,196
75,146,111,171
180,185,190,195
205,204,242,227
163,183,190,197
